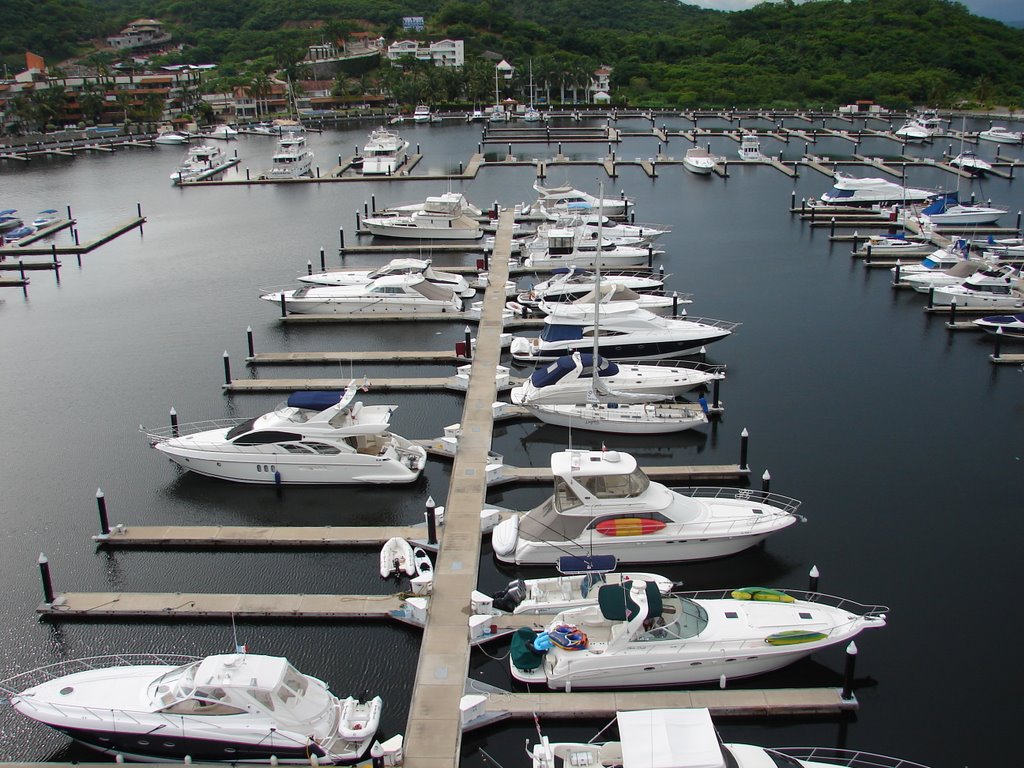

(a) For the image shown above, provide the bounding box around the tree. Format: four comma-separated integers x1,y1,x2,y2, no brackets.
249,72,272,119
78,82,105,124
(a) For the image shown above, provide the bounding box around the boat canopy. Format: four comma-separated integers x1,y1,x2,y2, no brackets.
529,354,619,387
539,323,584,343
921,192,959,215
598,581,662,621
616,709,725,768
287,391,344,410
557,554,617,575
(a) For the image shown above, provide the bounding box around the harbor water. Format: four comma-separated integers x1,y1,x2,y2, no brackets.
0,115,1021,767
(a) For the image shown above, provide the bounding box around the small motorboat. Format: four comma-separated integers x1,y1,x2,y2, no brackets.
683,146,724,174
205,124,238,140
30,209,59,228
930,267,1024,309
410,546,434,595
978,125,1023,144
2,652,383,764
918,192,1006,226
154,129,190,145
3,224,36,241
482,570,675,615
973,313,1024,338
380,537,416,578
0,211,23,232
949,151,992,175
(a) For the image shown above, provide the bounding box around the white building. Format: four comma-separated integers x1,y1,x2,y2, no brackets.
107,19,172,50
590,66,613,103
386,39,464,68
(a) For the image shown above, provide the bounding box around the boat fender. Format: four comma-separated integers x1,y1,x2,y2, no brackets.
731,587,795,603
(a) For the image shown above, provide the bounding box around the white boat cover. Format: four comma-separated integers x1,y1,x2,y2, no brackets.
617,709,724,768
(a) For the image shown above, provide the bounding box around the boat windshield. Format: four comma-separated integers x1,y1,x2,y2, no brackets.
635,597,709,643
519,496,591,542
574,467,650,499
540,324,584,343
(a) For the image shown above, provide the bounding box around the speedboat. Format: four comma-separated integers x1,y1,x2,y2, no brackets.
856,233,935,257
299,258,475,298
972,236,1024,262
527,183,632,219
361,127,408,175
517,268,665,310
950,151,992,175
169,144,232,183
510,303,738,362
483,571,675,615
973,313,1024,338
205,124,238,140
930,267,1024,309
261,274,464,315
490,448,801,566
510,352,724,405
736,133,764,161
818,172,935,205
902,258,986,293
30,209,59,228
489,107,508,123
533,216,667,247
978,125,1023,144
895,115,941,143
3,652,382,764
263,131,314,179
683,146,723,174
891,243,969,283
917,192,1006,227
528,708,924,768
154,129,190,145
362,193,483,240
510,581,885,689
3,224,36,240
144,387,427,485
0,211,23,232
412,104,432,123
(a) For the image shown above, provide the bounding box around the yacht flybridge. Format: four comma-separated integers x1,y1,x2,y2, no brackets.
3,653,383,764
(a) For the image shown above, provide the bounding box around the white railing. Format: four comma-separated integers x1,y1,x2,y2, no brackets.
769,747,931,768
675,588,888,620
0,654,198,696
142,418,247,443
672,487,804,516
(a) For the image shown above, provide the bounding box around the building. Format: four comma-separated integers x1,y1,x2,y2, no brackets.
386,39,464,68
590,66,612,103
305,34,384,63
106,19,172,51
402,16,425,31
231,82,289,119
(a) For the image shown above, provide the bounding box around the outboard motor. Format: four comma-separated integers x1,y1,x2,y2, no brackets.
491,578,527,612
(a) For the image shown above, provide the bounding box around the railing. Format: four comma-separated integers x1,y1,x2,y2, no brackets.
676,315,742,332
673,588,889,621
672,486,804,516
142,418,248,444
0,653,198,696
768,748,930,768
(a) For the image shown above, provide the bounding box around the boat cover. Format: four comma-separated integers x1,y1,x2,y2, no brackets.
287,391,344,410
510,627,546,670
557,554,617,575
598,581,662,621
616,709,724,768
529,354,620,387
921,192,959,215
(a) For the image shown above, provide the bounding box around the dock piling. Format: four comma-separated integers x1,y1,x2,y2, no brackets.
280,292,287,317
948,298,957,327
170,408,179,437
672,292,680,317
464,326,473,360
371,195,376,213
320,247,326,271
247,327,255,358
96,489,110,536
893,261,901,286
38,553,54,605
808,565,820,592
137,201,142,218
993,327,1003,358
841,642,858,700
426,496,438,546
711,377,721,410
761,470,771,493
223,351,232,386
307,260,313,276
739,428,750,471
340,227,345,250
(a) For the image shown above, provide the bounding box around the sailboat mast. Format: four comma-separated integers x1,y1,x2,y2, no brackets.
589,184,603,402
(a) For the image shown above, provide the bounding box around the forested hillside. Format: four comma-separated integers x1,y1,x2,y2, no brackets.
3,0,1022,109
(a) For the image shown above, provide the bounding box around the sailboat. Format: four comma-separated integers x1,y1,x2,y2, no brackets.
489,65,507,123
524,61,542,123
513,187,710,434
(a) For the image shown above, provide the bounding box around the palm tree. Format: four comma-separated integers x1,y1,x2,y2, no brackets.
78,82,105,125
249,72,272,120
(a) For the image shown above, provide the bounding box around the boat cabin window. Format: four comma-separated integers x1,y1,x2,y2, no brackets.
233,430,303,446
575,467,650,498
275,666,309,704
226,418,259,440
635,597,708,642
282,444,314,454
161,687,245,716
305,441,342,455
553,478,583,512
763,751,802,768
248,688,276,711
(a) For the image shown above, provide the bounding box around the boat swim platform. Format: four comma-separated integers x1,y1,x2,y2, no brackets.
462,686,857,731
36,591,412,622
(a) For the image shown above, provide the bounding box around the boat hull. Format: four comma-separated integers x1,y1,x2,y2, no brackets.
523,403,707,434
364,222,482,240
511,333,730,362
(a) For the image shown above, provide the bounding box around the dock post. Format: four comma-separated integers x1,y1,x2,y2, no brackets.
659,264,665,281
739,427,749,471
464,326,473,361
38,553,54,605
363,200,369,217
790,189,796,214
307,260,313,276
339,154,343,167
356,211,361,229
51,243,59,271
893,261,901,286
808,565,820,592
246,168,250,180
851,232,860,254
425,496,438,546
829,217,835,238
558,142,562,155
801,198,806,215
761,470,770,493
672,292,679,317
222,351,232,386
841,642,858,700
948,298,957,327
371,743,385,768
993,326,1003,359
927,287,934,309
810,205,815,224
67,204,73,220
137,201,142,218
96,489,110,536
19,261,26,281
459,161,464,175
865,244,872,265
316,166,320,178
483,249,489,271
320,247,326,271
170,407,179,437
1017,211,1021,231
73,228,80,246
246,327,255,358
711,377,721,410
339,228,345,250
280,292,288,317
508,143,513,159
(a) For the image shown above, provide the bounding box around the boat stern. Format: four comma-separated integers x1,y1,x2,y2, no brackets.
491,515,520,561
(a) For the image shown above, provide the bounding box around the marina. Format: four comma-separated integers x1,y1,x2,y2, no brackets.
0,112,1022,768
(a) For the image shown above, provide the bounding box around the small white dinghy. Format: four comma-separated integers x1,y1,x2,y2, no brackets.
410,547,434,595
380,537,416,578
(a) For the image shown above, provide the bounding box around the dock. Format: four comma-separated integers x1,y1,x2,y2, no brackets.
0,216,145,259
93,524,427,548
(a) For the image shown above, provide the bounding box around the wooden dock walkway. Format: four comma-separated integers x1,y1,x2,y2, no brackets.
222,376,521,393
248,350,470,365
93,524,427,548
0,216,145,258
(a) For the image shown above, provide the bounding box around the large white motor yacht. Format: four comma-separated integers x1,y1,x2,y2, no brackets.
262,273,464,315
930,267,1024,309
362,193,483,240
299,257,475,297
894,113,942,142
490,449,802,566
526,183,632,219
146,387,426,484
818,172,934,205
527,708,924,768
3,653,383,764
509,580,885,688
169,144,232,183
263,131,314,179
736,133,764,161
360,127,409,175
510,303,738,362
978,125,1023,144
521,227,656,270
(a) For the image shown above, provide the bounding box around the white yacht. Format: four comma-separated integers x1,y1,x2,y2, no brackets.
902,259,986,293
263,131,314,179
514,398,708,435
490,448,801,566
894,113,942,142
412,104,432,123
169,144,233,183
299,258,475,298
978,125,1023,144
683,146,724,174
973,312,1024,338
527,183,632,219
509,581,885,689
736,133,764,161
949,150,992,175
154,128,190,145
890,243,969,283
205,124,239,140
510,352,724,405
930,267,1024,309
917,192,1006,226
818,172,935,205
510,303,738,362
482,571,675,615
516,267,665,310
362,193,483,240
531,216,667,248
262,274,464,315
3,652,383,764
145,387,426,485
361,127,409,175
521,227,655,270
856,234,935,257
528,708,924,768
535,282,683,317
